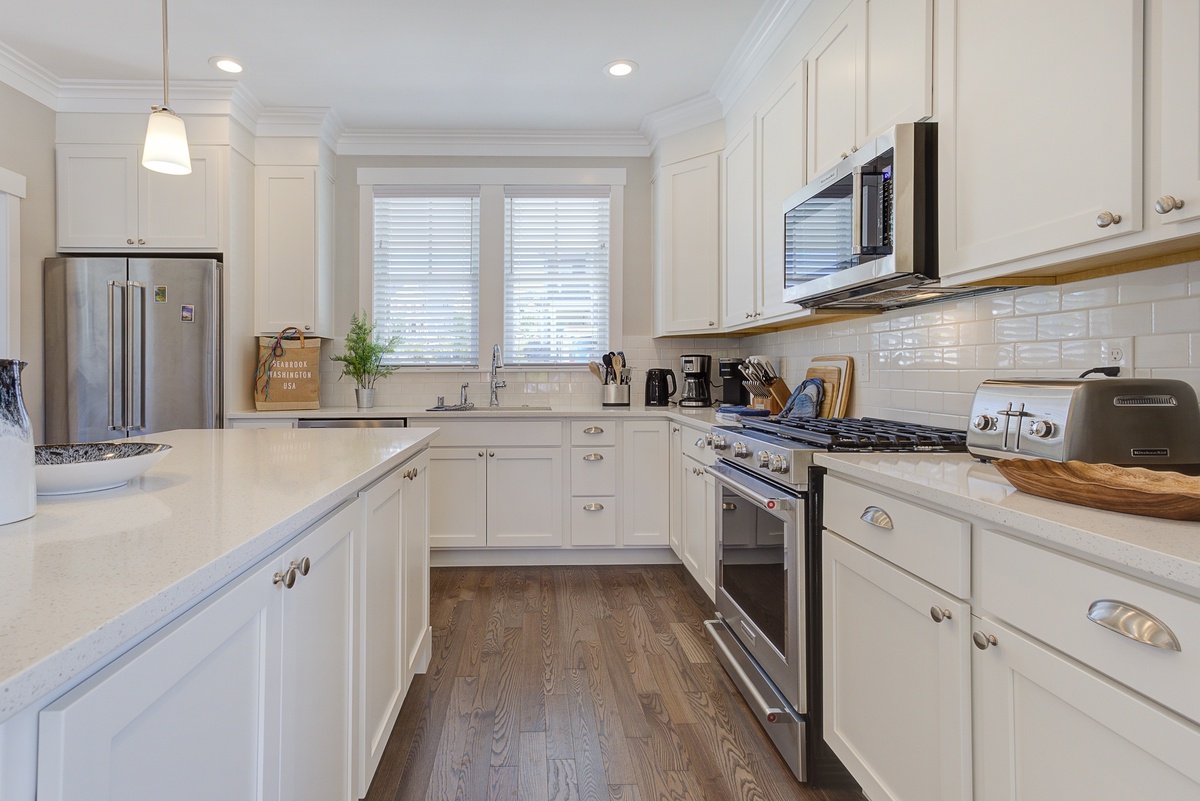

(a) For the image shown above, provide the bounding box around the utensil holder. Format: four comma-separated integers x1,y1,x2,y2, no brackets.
602,384,630,407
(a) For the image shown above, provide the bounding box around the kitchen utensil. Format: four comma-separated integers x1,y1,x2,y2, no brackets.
809,355,854,417
601,353,614,384
588,362,604,383
612,352,624,379
645,368,677,406
993,459,1200,521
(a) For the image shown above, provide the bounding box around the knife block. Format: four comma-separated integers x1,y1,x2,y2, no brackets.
751,379,790,415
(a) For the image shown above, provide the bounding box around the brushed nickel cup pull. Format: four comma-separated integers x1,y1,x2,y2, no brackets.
930,606,952,623
972,631,998,650
583,502,604,512
860,505,894,530
1086,599,1181,651
583,452,604,461
583,426,604,434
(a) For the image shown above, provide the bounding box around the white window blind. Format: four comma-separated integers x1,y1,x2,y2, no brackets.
503,186,610,366
373,187,480,366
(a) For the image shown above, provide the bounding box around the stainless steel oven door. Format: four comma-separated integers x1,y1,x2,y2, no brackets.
706,463,805,711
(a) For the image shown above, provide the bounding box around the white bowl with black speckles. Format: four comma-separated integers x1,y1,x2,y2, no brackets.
35,443,172,495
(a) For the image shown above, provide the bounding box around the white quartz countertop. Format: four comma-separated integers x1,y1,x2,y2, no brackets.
0,427,436,723
226,404,724,427
815,453,1200,598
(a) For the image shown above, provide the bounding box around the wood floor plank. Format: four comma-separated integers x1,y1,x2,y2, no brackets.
518,731,551,801
367,566,864,801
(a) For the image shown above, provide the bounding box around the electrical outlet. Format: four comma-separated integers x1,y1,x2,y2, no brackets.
1102,337,1133,371
855,357,870,384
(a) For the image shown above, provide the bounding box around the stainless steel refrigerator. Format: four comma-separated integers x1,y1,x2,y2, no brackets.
44,258,222,443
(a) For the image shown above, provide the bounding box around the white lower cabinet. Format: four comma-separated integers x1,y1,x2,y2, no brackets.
355,452,430,798
822,532,971,801
972,614,1200,801
621,420,670,547
36,500,360,801
681,454,716,600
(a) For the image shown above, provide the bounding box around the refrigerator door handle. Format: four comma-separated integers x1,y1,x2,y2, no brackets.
128,282,146,432
107,281,125,431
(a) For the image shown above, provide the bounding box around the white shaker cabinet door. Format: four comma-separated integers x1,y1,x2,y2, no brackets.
721,118,758,328
757,62,807,323
654,153,721,335
862,0,933,143
972,615,1200,801
401,452,431,685
279,501,357,801
807,1,864,177
1155,0,1200,227
486,447,563,547
823,533,971,801
622,420,670,547
427,448,488,548
55,145,140,250
37,553,283,801
139,145,221,250
938,0,1144,278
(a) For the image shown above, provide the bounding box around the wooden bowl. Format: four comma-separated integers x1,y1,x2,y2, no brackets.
992,459,1200,522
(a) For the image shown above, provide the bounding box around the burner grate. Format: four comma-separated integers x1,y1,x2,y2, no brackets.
743,416,968,452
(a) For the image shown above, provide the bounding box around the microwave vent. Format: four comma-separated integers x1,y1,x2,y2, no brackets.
1113,395,1177,407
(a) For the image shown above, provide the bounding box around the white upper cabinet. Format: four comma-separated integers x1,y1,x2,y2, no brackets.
721,119,758,328
57,144,222,252
653,153,721,335
757,63,808,323
254,165,334,337
807,2,865,177
1150,0,1200,229
937,0,1145,279
862,0,934,143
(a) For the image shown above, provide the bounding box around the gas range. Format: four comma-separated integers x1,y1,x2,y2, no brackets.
711,417,969,488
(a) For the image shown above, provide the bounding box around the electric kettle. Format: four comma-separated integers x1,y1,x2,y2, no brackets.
644,368,676,407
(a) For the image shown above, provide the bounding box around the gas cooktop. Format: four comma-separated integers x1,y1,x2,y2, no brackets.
741,416,969,452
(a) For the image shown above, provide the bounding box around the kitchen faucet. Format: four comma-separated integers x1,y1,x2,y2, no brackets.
489,344,506,406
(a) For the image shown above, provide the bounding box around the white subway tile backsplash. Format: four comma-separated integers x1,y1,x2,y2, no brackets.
976,344,1015,370
1119,264,1189,304
1134,333,1191,368
995,316,1038,342
976,294,1015,318
1089,303,1152,337
1037,311,1088,340
1014,289,1061,316
1015,342,1061,369
1061,281,1118,309
1152,297,1200,334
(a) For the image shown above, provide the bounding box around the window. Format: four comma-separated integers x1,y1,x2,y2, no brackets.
372,187,480,367
504,187,610,366
361,167,624,369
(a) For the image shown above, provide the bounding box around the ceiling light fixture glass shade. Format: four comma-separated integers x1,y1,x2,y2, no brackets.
605,60,637,77
208,56,243,73
142,0,191,175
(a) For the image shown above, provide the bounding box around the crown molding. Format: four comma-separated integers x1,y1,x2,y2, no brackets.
639,94,723,150
710,0,815,113
55,79,241,115
257,106,342,150
0,41,60,109
337,129,649,158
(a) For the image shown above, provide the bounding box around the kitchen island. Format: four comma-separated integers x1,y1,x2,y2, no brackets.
0,426,437,801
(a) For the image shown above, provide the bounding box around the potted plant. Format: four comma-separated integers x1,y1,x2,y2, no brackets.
330,311,400,408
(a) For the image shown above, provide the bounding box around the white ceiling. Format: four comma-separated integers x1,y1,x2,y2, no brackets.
0,0,771,133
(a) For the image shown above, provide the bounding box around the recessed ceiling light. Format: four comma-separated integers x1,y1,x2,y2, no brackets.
605,60,637,77
208,56,243,74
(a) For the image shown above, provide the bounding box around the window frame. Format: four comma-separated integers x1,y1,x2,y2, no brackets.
359,167,624,371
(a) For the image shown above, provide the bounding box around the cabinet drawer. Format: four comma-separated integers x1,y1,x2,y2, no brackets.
571,447,617,496
571,497,618,546
981,529,1200,725
423,420,563,448
823,475,970,597
681,426,716,465
571,420,617,446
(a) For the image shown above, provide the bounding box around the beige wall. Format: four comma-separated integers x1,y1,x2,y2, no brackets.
0,82,56,440
332,154,654,339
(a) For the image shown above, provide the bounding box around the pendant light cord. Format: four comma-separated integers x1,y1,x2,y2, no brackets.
161,0,170,109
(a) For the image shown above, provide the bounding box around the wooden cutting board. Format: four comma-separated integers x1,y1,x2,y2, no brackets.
806,355,854,418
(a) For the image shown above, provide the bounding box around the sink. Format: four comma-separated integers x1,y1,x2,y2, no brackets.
424,404,553,412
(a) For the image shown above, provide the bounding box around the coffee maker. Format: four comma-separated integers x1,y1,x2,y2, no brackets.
718,358,750,406
679,354,713,407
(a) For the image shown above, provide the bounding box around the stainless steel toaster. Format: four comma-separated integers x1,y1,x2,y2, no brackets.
966,377,1200,469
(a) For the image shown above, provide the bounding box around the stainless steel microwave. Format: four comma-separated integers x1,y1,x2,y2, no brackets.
782,122,938,308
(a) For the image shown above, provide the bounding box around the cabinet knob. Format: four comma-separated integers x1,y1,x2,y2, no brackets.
273,567,298,589
1095,211,1122,228
708,321,716,327
127,238,135,245
137,238,146,245
291,557,311,577
1155,195,1185,215
671,426,680,433
840,152,850,160
859,505,894,530
583,502,604,512
479,451,484,457
304,325,313,331
489,451,495,457
745,312,752,319
930,606,952,623
972,631,998,650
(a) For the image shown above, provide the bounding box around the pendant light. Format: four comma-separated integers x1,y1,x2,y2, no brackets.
142,0,191,175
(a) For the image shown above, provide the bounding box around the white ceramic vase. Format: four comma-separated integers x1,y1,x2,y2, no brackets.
0,360,35,525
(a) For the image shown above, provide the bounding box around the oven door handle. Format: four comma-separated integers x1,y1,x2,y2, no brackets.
704,620,797,725
704,465,794,512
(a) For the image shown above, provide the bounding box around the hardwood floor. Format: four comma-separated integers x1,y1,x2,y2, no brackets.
366,565,865,801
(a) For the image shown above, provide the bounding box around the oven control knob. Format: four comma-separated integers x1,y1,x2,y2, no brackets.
732,442,750,458
768,454,790,474
1029,420,1055,439
711,435,729,451
972,414,997,432
756,451,771,467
